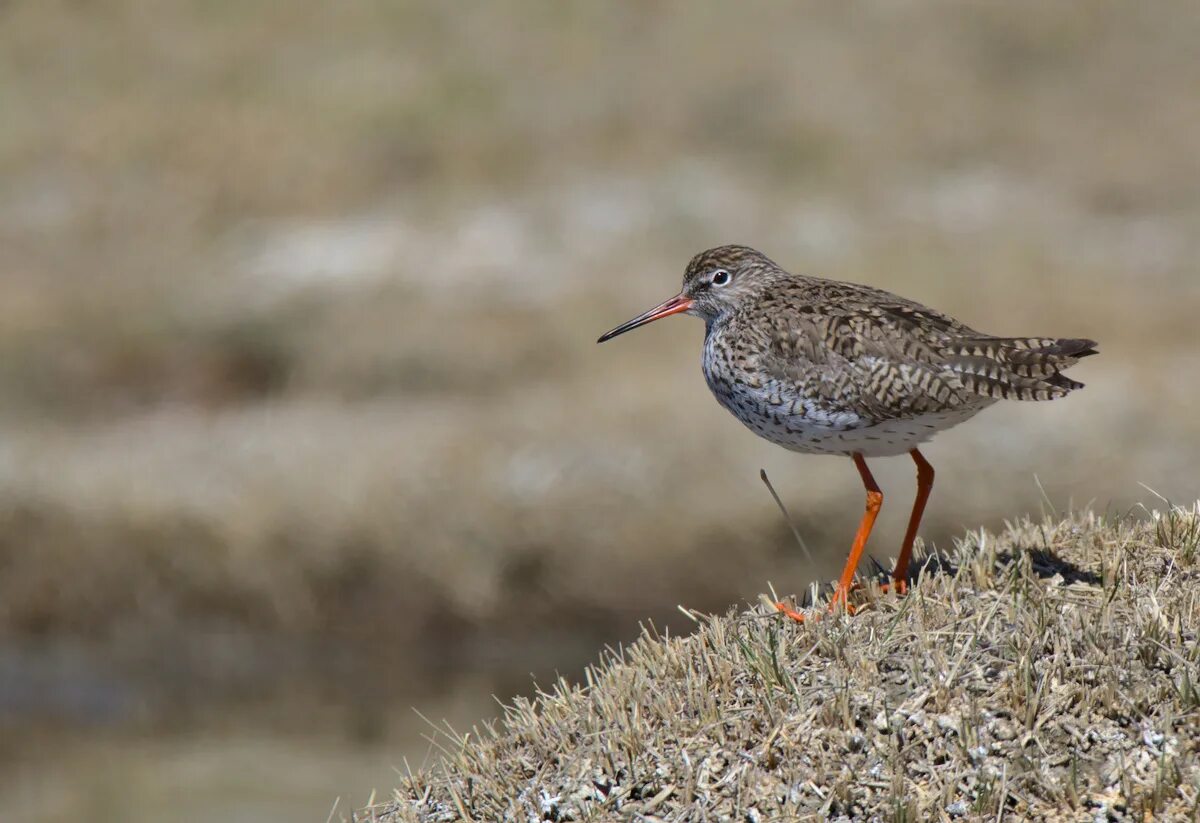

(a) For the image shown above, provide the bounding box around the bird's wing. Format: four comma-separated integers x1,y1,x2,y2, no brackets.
757,288,1095,422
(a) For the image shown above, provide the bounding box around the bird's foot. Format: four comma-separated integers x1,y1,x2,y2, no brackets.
773,600,812,623
845,575,909,602
878,578,909,596
775,578,908,623
773,597,858,624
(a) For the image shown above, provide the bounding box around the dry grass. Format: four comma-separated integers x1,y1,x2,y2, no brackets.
373,506,1200,821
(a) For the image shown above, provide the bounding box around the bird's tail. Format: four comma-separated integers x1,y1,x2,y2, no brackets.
948,337,1098,401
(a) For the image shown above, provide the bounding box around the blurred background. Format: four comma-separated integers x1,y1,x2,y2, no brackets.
2,2,1198,820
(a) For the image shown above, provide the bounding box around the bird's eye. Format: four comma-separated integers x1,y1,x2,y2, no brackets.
711,269,731,286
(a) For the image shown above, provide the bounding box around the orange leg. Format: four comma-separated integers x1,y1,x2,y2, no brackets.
885,448,934,593
776,453,882,622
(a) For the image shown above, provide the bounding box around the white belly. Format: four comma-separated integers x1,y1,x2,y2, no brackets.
775,407,988,457
705,369,992,458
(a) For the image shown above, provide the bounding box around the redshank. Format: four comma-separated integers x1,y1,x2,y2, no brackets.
597,245,1096,621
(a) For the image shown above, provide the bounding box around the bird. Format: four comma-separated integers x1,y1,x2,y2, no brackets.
597,245,1097,621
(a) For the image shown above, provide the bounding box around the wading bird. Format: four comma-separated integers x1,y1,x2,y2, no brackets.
598,245,1096,621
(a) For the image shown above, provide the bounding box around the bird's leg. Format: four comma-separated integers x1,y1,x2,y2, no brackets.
880,448,934,595
828,454,883,611
775,453,882,623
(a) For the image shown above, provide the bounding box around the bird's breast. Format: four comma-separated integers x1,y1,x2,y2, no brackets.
702,330,864,434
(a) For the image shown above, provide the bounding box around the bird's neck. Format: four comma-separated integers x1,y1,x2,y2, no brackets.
703,304,742,339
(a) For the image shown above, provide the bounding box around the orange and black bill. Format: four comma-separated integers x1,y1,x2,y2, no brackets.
596,294,693,343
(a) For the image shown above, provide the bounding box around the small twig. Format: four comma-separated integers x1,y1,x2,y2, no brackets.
1033,473,1056,518
1138,482,1169,505
760,468,813,563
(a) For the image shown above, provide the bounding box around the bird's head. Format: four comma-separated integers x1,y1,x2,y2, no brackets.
597,245,779,343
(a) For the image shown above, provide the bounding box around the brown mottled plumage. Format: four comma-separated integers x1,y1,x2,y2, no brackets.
598,245,1097,621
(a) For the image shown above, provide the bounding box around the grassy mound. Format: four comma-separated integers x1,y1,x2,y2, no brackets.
369,506,1200,821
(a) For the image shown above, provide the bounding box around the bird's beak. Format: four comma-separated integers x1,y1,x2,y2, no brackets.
597,294,694,343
